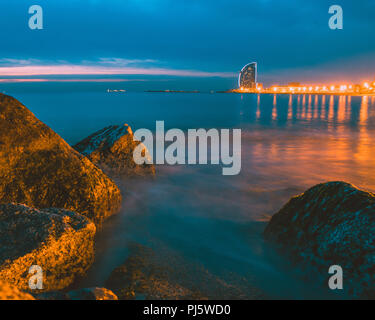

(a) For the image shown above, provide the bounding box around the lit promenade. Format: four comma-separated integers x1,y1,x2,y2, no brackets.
231,82,375,95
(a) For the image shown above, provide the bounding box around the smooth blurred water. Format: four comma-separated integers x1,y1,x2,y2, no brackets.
8,87,375,299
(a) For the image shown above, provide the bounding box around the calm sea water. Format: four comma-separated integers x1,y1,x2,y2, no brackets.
7,87,375,299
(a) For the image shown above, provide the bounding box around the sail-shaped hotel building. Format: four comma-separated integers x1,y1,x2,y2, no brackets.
238,62,257,89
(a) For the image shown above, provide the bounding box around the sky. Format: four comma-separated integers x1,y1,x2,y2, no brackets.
0,0,374,89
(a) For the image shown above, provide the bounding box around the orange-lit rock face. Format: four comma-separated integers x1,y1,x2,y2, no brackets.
0,203,96,292
0,94,122,226
67,287,118,300
74,124,155,178
0,281,35,300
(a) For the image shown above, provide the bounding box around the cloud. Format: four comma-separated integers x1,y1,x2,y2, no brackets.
97,58,158,66
0,58,235,79
0,78,148,83
0,58,42,66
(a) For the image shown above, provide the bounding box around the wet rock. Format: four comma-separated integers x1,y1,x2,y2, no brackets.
106,243,204,300
106,242,266,300
0,203,96,292
74,124,155,178
0,93,122,226
264,181,375,298
32,291,69,300
66,287,118,300
0,280,35,300
35,287,118,300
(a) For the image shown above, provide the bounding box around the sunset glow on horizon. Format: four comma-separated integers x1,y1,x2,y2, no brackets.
0,63,234,79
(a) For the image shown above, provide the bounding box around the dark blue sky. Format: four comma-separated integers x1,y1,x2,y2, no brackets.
0,0,374,88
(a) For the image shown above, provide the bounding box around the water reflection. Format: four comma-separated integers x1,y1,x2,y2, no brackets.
272,94,277,121
250,94,374,129
241,94,375,198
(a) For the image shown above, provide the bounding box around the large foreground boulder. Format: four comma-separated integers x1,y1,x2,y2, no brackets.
73,124,155,178
0,203,96,292
0,281,35,300
0,94,121,226
264,181,375,298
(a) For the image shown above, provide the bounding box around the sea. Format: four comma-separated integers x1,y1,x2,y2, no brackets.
3,82,375,299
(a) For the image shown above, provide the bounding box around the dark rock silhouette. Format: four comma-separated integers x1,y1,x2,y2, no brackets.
0,203,96,292
0,94,122,226
74,124,155,178
264,181,375,298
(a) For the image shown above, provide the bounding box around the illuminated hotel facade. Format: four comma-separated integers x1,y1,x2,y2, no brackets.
238,62,257,89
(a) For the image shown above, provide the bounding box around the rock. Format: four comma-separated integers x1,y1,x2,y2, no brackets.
0,203,96,292
0,93,122,226
106,243,204,300
73,124,155,178
0,280,35,300
35,287,118,300
105,242,265,300
264,181,375,298
66,287,118,300
32,291,69,300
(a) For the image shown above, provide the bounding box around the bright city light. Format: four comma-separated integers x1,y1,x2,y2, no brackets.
235,81,375,95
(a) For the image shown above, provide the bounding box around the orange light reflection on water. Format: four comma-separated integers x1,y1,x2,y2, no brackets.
242,95,375,219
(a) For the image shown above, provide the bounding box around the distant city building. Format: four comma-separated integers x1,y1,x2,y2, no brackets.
256,83,263,90
238,62,257,89
288,82,301,87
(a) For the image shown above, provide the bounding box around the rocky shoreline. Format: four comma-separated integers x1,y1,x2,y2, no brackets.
0,93,374,300
0,93,154,299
